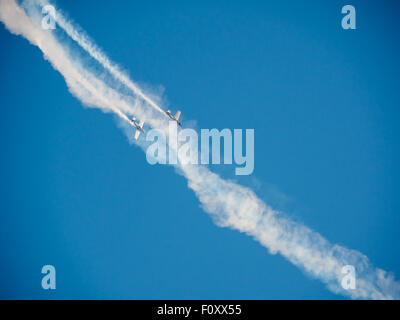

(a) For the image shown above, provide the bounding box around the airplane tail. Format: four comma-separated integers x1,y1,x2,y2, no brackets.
175,110,181,121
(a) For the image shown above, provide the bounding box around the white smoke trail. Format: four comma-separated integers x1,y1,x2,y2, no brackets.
1,0,399,299
35,0,165,116
0,0,139,125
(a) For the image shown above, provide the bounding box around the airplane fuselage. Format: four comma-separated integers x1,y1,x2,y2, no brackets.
130,119,145,133
165,111,182,126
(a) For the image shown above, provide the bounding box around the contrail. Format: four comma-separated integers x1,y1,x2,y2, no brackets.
35,0,165,116
1,0,399,299
0,0,138,127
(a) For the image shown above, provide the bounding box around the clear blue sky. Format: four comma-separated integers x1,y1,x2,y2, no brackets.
0,0,399,299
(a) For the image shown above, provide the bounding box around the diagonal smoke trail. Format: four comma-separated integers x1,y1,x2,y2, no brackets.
35,0,165,116
1,0,399,299
0,0,138,126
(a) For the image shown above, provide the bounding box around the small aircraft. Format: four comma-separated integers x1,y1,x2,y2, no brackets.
165,110,182,126
129,117,145,140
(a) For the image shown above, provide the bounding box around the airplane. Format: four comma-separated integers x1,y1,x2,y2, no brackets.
165,109,182,126
129,117,145,140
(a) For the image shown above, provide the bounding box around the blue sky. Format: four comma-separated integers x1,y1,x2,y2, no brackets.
0,0,399,299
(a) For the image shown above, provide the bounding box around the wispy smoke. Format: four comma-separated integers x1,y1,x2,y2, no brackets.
1,0,399,299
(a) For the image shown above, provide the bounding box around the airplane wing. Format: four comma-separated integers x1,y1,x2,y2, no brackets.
134,130,141,140
175,110,181,121
139,120,145,128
